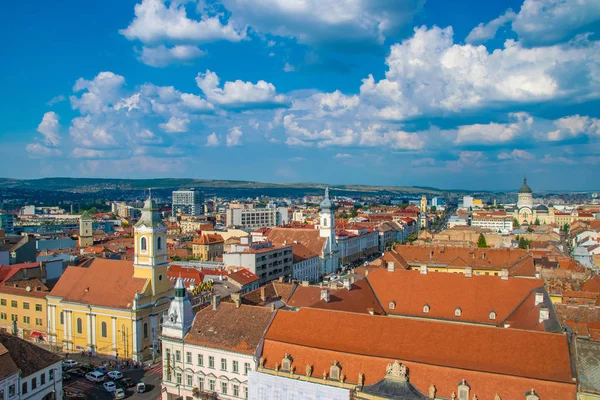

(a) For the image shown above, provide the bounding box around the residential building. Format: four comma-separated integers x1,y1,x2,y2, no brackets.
46,194,174,361
192,234,224,261
227,268,260,294
377,221,398,252
0,278,49,341
0,332,63,400
291,243,319,283
225,206,288,230
471,212,514,233
172,189,203,217
179,217,213,234
161,291,274,400
223,239,293,284
0,213,14,235
78,212,93,249
0,233,36,265
336,226,379,265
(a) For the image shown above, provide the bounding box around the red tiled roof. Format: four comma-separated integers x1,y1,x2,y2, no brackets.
310,279,385,315
0,263,41,284
193,233,224,245
168,265,205,287
228,268,259,286
267,228,325,257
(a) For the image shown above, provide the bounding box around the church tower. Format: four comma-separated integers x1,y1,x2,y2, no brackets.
420,195,428,212
161,277,194,340
133,192,171,296
319,187,339,274
79,211,94,248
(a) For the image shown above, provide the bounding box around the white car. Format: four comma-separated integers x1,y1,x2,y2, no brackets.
85,371,105,383
62,359,78,368
107,371,123,380
103,381,117,393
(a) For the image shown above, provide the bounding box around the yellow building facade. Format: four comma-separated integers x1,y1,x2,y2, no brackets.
47,195,174,361
0,281,48,340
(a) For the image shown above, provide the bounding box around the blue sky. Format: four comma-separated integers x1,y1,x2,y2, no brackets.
1,0,599,191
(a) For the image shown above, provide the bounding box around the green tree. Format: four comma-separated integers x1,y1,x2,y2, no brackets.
562,223,570,233
512,218,520,228
171,255,182,261
477,233,488,248
430,206,437,212
527,226,534,232
350,209,358,218
518,237,530,249
534,218,540,226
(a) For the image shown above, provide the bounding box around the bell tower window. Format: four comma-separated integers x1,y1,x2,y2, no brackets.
157,237,162,250
141,237,147,251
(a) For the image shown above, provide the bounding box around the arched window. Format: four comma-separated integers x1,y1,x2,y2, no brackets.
455,308,462,317
143,322,148,339
140,237,147,251
76,318,82,334
157,237,162,250
101,322,107,338
489,311,497,320
423,304,430,314
323,218,327,227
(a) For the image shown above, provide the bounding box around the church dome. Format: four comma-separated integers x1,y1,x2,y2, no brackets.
518,177,532,194
319,187,332,209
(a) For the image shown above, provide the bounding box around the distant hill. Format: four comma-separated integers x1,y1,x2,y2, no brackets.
0,177,447,196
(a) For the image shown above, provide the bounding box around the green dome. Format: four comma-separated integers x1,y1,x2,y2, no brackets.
518,177,532,194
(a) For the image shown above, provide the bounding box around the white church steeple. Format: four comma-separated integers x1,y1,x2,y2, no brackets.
161,277,194,339
319,187,339,275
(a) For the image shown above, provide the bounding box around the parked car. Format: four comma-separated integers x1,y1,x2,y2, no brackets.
63,360,78,368
136,382,146,393
114,388,126,399
118,378,135,389
103,381,117,393
79,364,95,373
85,371,105,383
62,373,72,381
95,366,108,374
68,368,86,377
108,371,123,380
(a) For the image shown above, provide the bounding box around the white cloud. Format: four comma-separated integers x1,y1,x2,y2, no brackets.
221,0,422,47
359,26,600,120
37,112,61,147
71,148,112,159
69,116,119,149
26,143,61,158
138,45,205,67
206,132,220,147
160,116,190,133
120,0,245,44
46,95,66,106
180,93,214,111
498,149,535,160
547,115,600,141
283,62,296,72
466,10,516,44
540,153,576,164
289,156,305,162
195,69,288,108
226,126,243,146
455,112,533,144
136,129,164,145
359,124,424,150
315,90,359,116
70,72,126,114
447,151,488,171
334,153,352,158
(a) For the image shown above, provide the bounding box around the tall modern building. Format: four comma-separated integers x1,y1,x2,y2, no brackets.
0,212,14,234
172,189,203,216
225,206,289,229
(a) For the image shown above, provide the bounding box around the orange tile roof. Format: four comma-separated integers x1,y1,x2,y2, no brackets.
582,275,600,293
0,279,49,299
310,278,385,315
193,233,224,245
262,308,575,399
267,227,325,257
291,243,319,263
286,285,323,307
366,269,545,325
228,268,259,286
168,265,205,287
49,259,147,309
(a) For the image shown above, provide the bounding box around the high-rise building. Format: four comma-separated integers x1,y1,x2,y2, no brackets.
225,206,288,229
172,189,203,216
0,212,14,234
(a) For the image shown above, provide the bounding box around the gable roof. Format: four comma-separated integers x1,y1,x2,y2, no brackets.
310,278,385,315
0,332,61,378
228,268,260,286
168,264,205,288
49,259,147,309
267,227,325,257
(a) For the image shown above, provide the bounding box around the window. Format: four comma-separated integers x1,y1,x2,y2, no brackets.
197,354,204,366
244,387,248,399
423,304,430,314
389,301,396,310
101,322,107,338
11,314,17,321
22,382,27,395
165,348,170,363
198,377,204,391
330,362,341,381
11,300,17,308
208,379,215,392
221,382,228,395
233,360,239,373
144,322,148,339
455,308,462,317
176,373,182,385
186,375,193,387
489,311,497,320
209,356,214,369
31,377,37,390
49,370,54,380
36,318,43,326
0,298,5,306
23,302,30,310
157,237,162,250
8,385,15,397
186,352,192,364
175,350,181,362
23,316,30,324
41,373,46,385
0,312,6,320
221,358,227,371
140,237,147,251
76,318,82,334
36,304,42,312
244,362,250,375
233,385,240,397
60,312,64,325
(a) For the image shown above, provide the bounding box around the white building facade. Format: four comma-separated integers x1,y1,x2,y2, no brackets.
226,207,288,230
173,190,203,216
248,371,349,400
292,254,319,283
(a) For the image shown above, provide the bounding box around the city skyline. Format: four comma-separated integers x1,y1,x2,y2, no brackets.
1,0,600,190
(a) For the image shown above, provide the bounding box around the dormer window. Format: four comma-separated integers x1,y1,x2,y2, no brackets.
281,354,292,372
330,361,341,381
525,389,540,400
423,304,430,314
455,308,462,317
458,379,470,400
389,301,396,310
489,311,497,320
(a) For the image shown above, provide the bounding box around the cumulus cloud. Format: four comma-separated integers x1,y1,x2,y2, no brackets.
71,72,127,114
138,45,205,67
37,112,61,147
26,143,61,158
498,149,535,160
220,0,422,48
466,10,516,44
455,112,534,144
314,90,359,116
160,116,190,133
195,69,288,108
46,95,66,106
547,115,600,141
334,153,352,158
226,126,243,146
120,0,245,44
206,132,220,147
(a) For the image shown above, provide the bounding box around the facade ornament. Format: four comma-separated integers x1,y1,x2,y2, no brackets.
451,392,456,400
340,373,345,383
358,373,364,387
473,396,478,400
275,362,280,372
305,364,312,377
428,385,436,399
259,357,265,368
494,395,501,400
323,371,328,380
386,360,408,382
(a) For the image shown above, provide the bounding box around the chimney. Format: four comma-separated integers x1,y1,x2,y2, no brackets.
302,280,309,287
365,270,369,276
231,293,241,308
420,264,428,275
278,276,285,283
465,267,473,278
539,306,549,323
500,269,508,280
534,292,544,306
320,289,330,303
387,261,395,272
212,294,221,310
260,287,266,302
343,278,351,290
